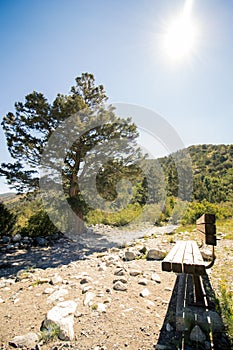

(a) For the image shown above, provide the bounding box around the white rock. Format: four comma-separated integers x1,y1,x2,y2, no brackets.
98,263,107,271
42,300,77,341
190,325,206,343
97,303,107,313
83,291,95,306
50,274,63,285
9,332,38,348
47,288,68,303
113,281,127,291
43,287,55,295
81,285,92,294
151,273,161,283
140,288,150,297
138,278,148,286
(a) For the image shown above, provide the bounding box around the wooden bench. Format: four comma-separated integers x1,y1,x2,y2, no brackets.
161,214,217,330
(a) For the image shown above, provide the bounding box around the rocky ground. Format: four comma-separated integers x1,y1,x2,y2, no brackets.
0,224,232,350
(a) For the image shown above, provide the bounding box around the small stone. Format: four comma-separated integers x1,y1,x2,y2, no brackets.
114,268,126,276
113,277,127,284
190,325,206,343
9,332,39,348
98,263,107,271
43,287,55,295
80,277,92,284
155,345,167,350
166,323,173,332
113,281,127,291
0,297,4,303
47,288,68,303
129,269,142,276
205,340,211,350
151,273,161,283
138,278,148,286
84,291,95,306
139,246,147,254
1,236,11,244
140,288,150,297
81,285,92,294
125,251,135,261
12,233,22,243
34,237,48,246
50,274,63,285
97,303,106,313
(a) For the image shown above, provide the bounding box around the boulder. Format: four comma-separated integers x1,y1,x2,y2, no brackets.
9,332,39,348
42,300,77,341
147,249,166,260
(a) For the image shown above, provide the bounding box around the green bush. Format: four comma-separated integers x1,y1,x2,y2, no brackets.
19,210,58,237
85,203,142,226
0,202,16,236
181,200,232,225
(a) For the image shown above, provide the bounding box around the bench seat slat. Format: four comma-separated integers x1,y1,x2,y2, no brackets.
162,241,186,273
162,242,181,272
162,240,206,275
183,241,195,274
183,241,206,275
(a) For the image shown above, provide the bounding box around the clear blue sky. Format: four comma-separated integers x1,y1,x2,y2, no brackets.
0,0,233,193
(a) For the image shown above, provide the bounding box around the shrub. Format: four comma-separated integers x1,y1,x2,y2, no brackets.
181,200,232,225
85,203,142,226
0,202,16,236
19,210,58,237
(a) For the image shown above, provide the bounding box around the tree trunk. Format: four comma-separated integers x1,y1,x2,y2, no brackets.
68,180,85,238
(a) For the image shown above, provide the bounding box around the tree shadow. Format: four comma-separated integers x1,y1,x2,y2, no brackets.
0,228,120,278
157,273,232,350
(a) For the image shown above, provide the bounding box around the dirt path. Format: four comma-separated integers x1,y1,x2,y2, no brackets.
0,225,232,350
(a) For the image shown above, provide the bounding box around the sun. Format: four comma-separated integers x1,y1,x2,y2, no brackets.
162,0,198,62
163,16,197,61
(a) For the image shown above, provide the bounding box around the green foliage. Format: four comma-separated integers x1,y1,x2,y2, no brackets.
158,144,233,203
0,202,17,236
181,200,232,225
218,279,233,340
40,323,60,344
1,73,143,234
19,209,58,237
85,203,142,226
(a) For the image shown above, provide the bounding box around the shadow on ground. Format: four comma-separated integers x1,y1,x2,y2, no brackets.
157,274,232,350
0,229,119,278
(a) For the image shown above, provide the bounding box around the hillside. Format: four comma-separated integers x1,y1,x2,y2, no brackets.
0,192,17,203
158,144,233,203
